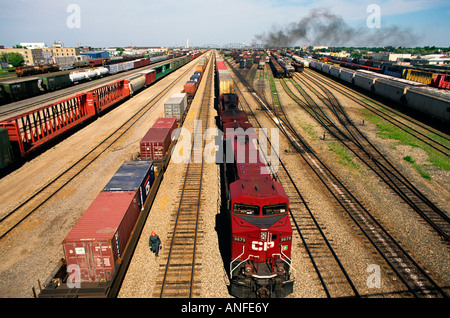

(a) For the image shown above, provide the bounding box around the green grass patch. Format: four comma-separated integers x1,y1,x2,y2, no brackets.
295,118,320,140
403,156,432,180
328,141,361,171
363,108,450,175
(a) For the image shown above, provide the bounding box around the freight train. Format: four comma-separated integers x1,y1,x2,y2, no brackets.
319,55,450,90
307,59,450,124
36,52,210,297
270,52,295,78
0,52,204,173
1,52,202,105
216,57,294,298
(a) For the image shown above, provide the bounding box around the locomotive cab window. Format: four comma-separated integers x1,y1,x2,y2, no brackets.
233,203,259,215
263,203,287,215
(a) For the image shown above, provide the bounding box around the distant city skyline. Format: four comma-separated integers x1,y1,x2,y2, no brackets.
1,0,449,48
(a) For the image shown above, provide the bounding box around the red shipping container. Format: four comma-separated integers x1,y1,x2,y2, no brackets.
152,117,177,131
140,127,172,160
184,81,197,96
216,61,227,70
63,191,139,283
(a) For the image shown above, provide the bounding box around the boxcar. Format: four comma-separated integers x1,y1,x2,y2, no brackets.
40,73,72,92
1,77,41,102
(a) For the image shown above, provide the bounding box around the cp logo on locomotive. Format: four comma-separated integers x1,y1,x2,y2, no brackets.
251,241,274,251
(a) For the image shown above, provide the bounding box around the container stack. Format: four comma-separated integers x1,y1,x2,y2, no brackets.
140,117,177,161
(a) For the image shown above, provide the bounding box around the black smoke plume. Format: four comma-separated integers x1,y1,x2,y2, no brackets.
254,8,421,47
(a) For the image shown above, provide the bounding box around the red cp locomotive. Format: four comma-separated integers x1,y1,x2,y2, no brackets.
218,92,294,298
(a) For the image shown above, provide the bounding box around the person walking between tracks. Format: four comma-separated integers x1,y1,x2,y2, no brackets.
149,231,161,257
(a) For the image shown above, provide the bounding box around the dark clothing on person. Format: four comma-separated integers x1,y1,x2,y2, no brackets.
149,233,161,256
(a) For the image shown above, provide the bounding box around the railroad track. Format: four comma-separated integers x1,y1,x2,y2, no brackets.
230,60,449,298
291,72,450,242
153,52,215,298
0,57,188,120
0,59,199,241
303,69,450,157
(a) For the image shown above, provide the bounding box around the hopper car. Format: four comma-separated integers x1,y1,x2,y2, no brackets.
308,59,450,124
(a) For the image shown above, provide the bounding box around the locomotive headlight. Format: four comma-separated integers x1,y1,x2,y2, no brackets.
260,231,268,241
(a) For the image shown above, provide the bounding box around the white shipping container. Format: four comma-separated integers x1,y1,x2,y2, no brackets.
164,93,187,120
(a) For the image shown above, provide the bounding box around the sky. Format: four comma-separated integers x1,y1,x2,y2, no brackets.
0,0,449,48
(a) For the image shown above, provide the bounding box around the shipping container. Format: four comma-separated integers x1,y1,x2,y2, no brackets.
140,117,177,160
216,61,227,70
184,81,198,96
63,191,140,283
104,161,155,210
164,93,187,120
219,72,234,94
140,127,172,161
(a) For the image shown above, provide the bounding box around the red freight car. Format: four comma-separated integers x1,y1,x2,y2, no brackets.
140,117,177,161
433,74,450,90
140,69,156,86
89,59,103,67
0,93,95,157
63,191,140,283
86,79,130,114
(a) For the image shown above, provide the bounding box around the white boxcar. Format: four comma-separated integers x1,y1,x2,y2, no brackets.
321,63,332,74
373,78,409,103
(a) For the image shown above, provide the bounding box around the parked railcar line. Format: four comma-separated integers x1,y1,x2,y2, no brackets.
0,57,187,120
292,72,450,242
155,53,214,298
226,59,361,297
0,60,199,241
265,67,448,297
